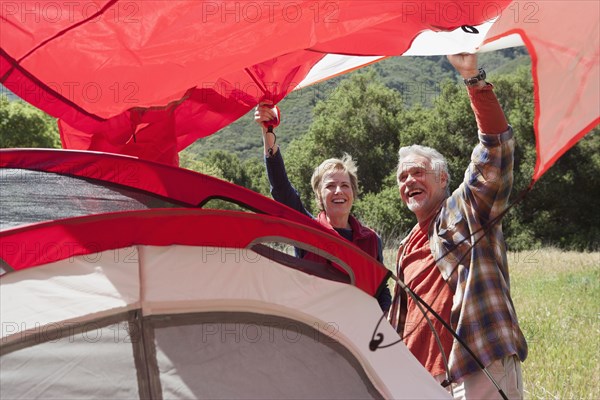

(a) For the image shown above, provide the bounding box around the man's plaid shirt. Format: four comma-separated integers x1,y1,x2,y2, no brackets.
382,127,527,381
430,127,528,381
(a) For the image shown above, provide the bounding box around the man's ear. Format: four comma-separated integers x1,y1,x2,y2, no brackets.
441,171,449,189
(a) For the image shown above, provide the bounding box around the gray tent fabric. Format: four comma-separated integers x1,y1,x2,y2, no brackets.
0,169,180,230
1,321,140,399
0,242,451,399
150,313,382,399
0,311,382,399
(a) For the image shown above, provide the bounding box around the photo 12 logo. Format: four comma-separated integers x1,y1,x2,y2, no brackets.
1,1,140,24
399,1,539,24
5,80,140,106
199,1,339,23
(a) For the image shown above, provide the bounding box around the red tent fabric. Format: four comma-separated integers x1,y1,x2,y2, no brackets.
1,0,598,180
0,148,391,296
1,0,510,164
481,0,600,181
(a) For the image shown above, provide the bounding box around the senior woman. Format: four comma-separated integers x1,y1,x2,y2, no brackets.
254,104,391,312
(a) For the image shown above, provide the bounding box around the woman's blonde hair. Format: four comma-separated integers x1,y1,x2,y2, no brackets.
310,153,359,211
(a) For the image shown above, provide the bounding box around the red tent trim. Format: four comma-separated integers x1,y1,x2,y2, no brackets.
0,208,390,297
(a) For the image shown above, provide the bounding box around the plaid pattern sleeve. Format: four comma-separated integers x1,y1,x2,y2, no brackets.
432,127,528,382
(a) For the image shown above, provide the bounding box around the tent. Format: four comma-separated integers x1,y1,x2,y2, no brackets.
0,149,451,399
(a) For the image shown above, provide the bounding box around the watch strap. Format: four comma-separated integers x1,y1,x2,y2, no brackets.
464,68,486,86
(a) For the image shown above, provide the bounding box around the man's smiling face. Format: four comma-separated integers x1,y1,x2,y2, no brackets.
398,154,448,223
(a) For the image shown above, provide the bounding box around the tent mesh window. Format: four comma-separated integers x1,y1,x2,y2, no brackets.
0,314,140,399
147,312,384,399
1,311,385,399
251,243,351,284
1,169,182,230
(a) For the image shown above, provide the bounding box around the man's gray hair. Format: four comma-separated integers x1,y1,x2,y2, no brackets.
397,144,451,193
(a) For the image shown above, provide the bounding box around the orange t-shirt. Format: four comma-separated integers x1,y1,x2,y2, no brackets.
401,221,454,378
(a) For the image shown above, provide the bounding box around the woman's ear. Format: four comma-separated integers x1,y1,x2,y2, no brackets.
314,192,323,211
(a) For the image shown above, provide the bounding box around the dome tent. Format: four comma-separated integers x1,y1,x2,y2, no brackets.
0,149,450,399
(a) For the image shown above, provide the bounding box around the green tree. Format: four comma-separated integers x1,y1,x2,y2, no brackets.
399,71,546,250
490,67,600,250
411,68,600,251
282,66,599,251
0,95,60,148
282,133,322,212
352,174,414,246
492,67,538,249
309,70,403,194
179,151,223,177
511,129,600,250
199,150,253,189
178,54,597,251
180,150,263,212
180,149,271,209
283,70,405,213
243,157,270,197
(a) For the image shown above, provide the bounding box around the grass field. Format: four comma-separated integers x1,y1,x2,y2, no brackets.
511,249,599,400
383,248,599,399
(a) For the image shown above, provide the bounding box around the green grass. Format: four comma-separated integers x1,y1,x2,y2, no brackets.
383,248,600,399
511,249,599,400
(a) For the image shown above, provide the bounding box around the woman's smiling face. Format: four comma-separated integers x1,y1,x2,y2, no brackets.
319,170,354,225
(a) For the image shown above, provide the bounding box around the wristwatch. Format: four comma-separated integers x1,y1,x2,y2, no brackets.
463,68,486,86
